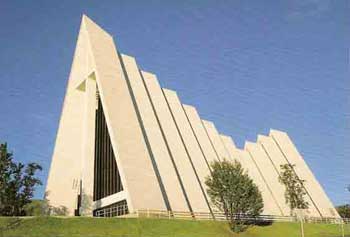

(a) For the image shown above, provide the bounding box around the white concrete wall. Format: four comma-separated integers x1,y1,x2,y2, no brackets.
46,17,94,215
142,71,210,213
80,75,97,215
220,135,240,163
120,55,189,212
257,135,321,217
202,120,230,161
220,136,282,215
83,16,166,212
163,89,213,214
183,105,219,166
245,142,289,216
270,130,339,218
47,16,168,215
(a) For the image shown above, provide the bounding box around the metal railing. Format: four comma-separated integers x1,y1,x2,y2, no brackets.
95,204,128,217
95,204,350,225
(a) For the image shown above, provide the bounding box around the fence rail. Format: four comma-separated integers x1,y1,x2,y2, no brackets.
95,204,350,225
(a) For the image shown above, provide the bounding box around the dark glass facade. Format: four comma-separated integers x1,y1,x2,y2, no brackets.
93,96,123,201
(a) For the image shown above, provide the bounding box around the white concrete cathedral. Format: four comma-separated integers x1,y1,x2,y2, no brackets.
46,15,339,218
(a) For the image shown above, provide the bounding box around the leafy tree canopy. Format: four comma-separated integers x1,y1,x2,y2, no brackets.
205,159,263,232
336,204,350,218
0,143,42,216
279,164,309,214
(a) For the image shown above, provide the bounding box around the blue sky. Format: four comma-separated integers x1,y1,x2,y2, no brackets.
0,0,349,205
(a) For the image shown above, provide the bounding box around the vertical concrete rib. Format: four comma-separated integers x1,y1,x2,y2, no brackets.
119,54,189,212
142,71,210,214
202,120,230,160
221,136,282,215
46,17,100,215
81,76,97,210
270,130,339,218
182,105,223,214
183,105,220,166
83,16,166,212
163,89,213,216
257,135,320,217
220,135,240,163
245,142,289,216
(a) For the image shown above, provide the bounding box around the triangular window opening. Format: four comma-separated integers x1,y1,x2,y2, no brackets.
93,94,123,201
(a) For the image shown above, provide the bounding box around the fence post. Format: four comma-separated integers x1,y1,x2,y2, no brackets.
147,208,150,218
300,218,305,237
295,209,305,237
341,221,345,237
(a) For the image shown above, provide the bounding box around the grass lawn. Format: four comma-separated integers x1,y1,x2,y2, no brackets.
0,217,349,237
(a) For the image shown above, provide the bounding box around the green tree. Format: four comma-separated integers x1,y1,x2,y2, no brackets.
23,199,50,216
80,191,93,216
0,143,42,216
51,206,69,216
279,164,309,214
23,192,68,216
205,159,264,232
336,204,350,218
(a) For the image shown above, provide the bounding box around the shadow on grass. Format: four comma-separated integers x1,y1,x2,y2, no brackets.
244,218,274,227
